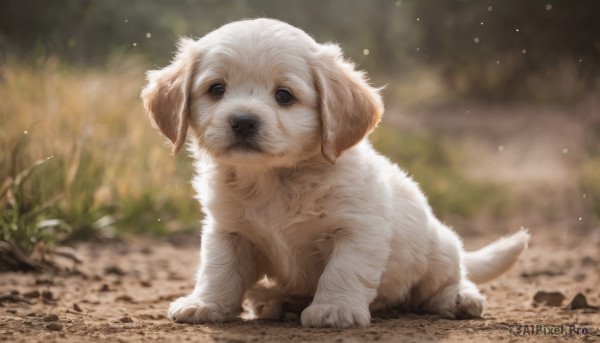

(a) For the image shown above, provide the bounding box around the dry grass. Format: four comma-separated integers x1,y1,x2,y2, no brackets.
0,58,513,253
580,158,600,223
2,58,597,256
0,58,198,253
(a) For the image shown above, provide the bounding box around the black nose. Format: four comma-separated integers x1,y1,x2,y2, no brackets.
230,114,259,137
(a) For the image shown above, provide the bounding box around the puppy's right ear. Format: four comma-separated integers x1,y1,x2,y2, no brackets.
141,38,198,155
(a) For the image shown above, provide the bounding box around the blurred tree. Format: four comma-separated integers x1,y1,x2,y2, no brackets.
0,0,598,102
410,0,600,100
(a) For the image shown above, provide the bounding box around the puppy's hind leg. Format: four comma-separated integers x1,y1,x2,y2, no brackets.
243,278,310,321
429,278,485,319
243,278,287,320
426,229,529,319
419,221,485,319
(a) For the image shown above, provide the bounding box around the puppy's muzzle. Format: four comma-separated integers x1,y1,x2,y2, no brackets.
229,113,262,151
230,113,260,138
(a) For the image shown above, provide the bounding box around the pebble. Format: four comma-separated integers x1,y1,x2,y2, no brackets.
43,314,59,322
118,316,134,323
23,290,40,298
533,291,565,307
116,295,134,302
45,323,63,331
568,293,599,310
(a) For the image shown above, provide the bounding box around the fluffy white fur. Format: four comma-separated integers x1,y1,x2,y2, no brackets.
141,18,530,328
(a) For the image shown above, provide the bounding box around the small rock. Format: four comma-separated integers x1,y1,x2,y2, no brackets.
568,293,600,310
105,266,126,276
45,323,63,331
140,280,152,288
6,309,17,314
118,316,133,323
73,303,82,312
116,295,134,302
23,290,40,298
43,314,59,322
99,284,110,292
533,291,565,307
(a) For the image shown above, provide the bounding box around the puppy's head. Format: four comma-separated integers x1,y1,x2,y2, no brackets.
141,18,383,167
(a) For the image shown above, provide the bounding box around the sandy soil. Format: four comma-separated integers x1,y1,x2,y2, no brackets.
2,80,596,342
1,231,599,342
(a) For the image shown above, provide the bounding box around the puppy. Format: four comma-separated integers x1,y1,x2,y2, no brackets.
141,18,529,328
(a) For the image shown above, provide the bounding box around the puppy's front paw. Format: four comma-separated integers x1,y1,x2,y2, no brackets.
168,296,233,324
301,303,370,328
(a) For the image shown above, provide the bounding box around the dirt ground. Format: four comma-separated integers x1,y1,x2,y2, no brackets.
1,102,599,341
1,230,599,343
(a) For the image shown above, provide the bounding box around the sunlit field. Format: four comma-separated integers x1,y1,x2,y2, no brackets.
0,58,200,254
2,58,599,256
0,58,513,254
1,57,599,342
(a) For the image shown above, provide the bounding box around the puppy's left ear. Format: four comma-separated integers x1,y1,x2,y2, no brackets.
313,44,384,164
141,38,198,155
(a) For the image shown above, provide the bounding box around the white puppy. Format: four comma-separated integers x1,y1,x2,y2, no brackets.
141,18,529,328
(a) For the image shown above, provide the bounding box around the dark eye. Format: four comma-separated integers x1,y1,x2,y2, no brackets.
275,88,294,105
208,83,225,98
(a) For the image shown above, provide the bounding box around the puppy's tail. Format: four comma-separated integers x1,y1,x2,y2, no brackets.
463,229,530,284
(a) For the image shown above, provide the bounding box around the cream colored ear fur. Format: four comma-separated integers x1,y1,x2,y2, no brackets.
141,38,198,155
312,44,383,163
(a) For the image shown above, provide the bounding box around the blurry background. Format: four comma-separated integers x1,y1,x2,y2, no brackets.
1,0,599,258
